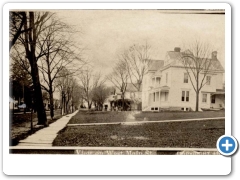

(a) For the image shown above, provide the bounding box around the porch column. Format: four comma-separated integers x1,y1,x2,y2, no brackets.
159,90,161,103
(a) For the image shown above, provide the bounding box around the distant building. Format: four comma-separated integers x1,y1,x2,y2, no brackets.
9,97,18,110
103,84,142,111
142,47,225,111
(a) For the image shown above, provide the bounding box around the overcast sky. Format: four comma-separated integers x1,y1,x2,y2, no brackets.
55,10,225,76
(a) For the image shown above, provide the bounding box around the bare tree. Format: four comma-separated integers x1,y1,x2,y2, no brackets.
180,40,215,111
106,60,129,110
71,83,82,111
9,12,27,51
37,15,84,119
17,12,54,126
55,68,74,115
122,43,151,91
92,84,111,111
78,69,104,109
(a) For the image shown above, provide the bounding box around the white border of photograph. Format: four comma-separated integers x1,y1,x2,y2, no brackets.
3,2,231,175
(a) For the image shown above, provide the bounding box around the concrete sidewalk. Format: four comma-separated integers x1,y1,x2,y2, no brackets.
17,110,79,147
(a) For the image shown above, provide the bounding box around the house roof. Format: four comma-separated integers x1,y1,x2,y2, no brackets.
212,92,225,95
167,51,182,59
148,60,164,71
210,59,224,71
166,50,224,71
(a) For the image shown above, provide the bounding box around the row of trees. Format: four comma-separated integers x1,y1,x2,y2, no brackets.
9,11,85,126
9,11,113,124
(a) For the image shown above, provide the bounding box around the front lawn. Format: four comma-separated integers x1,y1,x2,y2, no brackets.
53,119,224,148
68,110,225,124
135,110,225,121
68,110,129,124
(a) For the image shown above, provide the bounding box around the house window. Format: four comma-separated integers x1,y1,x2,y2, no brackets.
166,73,168,84
206,76,211,85
184,73,188,83
160,92,168,101
182,91,189,102
182,91,185,101
202,94,207,103
156,77,161,84
153,93,155,102
186,91,189,101
211,95,215,103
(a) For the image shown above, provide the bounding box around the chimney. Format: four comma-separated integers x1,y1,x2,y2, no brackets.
212,51,217,59
174,47,181,52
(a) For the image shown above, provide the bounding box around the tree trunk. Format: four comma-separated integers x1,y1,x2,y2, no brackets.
49,88,54,119
88,102,92,109
195,91,199,112
195,74,199,112
65,97,67,114
66,96,71,114
30,60,48,126
61,92,64,115
23,12,47,126
122,93,125,111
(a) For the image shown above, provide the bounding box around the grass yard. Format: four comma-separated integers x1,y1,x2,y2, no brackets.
10,109,62,146
53,119,225,148
135,110,225,121
68,110,225,124
68,110,129,124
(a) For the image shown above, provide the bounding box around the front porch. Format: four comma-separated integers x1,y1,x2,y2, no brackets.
210,91,225,110
148,86,170,111
201,91,225,111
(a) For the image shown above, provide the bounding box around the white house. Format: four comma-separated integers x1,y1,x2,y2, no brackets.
142,47,225,111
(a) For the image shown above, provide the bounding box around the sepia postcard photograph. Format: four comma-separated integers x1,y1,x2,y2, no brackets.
3,2,232,176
